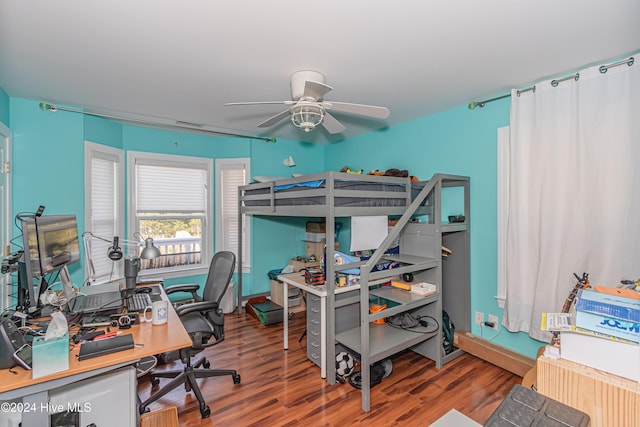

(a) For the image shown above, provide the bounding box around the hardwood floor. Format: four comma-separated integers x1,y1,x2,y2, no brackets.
137,311,521,426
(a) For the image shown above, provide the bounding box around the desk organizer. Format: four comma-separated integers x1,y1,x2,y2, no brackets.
32,333,69,379
484,384,590,426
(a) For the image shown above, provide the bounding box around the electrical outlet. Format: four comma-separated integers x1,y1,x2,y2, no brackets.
487,314,499,330
475,311,484,325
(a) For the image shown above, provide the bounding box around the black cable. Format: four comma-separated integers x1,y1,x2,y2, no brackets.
385,314,440,334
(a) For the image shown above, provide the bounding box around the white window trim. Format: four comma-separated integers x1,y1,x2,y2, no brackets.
128,151,213,279
1,122,12,311
84,141,125,283
496,126,509,308
215,157,251,273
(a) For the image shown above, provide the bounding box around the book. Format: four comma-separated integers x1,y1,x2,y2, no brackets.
574,310,640,343
570,325,636,344
540,312,574,332
574,289,640,323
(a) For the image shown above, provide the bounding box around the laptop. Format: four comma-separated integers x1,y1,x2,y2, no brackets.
67,282,124,314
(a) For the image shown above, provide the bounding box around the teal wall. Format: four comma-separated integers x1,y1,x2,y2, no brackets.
10,99,87,283
4,94,542,357
325,101,543,358
0,87,9,126
6,98,326,297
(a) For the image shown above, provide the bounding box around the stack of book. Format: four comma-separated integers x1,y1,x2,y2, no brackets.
560,289,640,381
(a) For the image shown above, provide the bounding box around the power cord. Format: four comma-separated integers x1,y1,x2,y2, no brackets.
479,321,501,341
385,314,440,334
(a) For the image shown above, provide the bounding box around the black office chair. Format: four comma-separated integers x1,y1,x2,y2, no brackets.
138,251,241,418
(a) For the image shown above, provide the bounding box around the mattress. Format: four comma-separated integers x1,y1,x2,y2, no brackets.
243,179,427,207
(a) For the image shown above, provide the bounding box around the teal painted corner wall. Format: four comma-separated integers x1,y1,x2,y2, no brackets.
0,87,9,126
10,98,86,282
325,101,543,358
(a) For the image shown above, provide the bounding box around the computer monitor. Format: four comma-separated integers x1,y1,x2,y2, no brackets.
18,215,81,313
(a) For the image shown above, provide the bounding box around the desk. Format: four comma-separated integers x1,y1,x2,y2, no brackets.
0,286,191,427
278,273,360,378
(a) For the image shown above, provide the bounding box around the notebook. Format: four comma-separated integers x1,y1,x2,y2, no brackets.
68,283,124,314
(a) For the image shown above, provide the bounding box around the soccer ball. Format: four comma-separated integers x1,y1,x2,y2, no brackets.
335,351,355,377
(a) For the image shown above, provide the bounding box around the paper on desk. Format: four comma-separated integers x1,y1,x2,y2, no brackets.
44,311,69,340
350,216,388,252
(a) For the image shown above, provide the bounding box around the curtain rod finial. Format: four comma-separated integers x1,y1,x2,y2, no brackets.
39,102,57,112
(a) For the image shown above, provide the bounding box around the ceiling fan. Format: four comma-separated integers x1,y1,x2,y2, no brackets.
225,70,390,134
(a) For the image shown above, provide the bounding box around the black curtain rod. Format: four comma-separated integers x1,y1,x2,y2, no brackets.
38,102,276,143
468,56,635,110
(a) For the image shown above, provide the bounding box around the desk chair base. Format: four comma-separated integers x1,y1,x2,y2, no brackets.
139,356,241,418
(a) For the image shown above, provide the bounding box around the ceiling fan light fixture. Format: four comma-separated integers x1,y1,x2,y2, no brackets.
291,105,324,132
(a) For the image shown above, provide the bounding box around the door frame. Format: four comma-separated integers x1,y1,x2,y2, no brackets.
0,121,12,311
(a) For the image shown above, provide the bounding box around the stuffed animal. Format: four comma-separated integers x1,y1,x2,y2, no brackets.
340,166,363,174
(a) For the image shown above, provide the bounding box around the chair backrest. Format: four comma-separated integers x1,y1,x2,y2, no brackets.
202,251,236,304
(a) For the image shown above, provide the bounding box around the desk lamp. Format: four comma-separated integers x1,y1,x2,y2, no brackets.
82,232,161,289
124,238,161,292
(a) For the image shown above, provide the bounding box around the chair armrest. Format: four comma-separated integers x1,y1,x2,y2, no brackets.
175,300,218,317
164,284,201,299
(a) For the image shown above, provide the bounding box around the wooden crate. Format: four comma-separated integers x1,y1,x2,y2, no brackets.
140,406,179,427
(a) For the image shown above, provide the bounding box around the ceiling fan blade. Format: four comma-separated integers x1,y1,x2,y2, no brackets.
322,112,346,134
225,101,295,106
257,109,290,128
324,101,390,119
303,81,332,101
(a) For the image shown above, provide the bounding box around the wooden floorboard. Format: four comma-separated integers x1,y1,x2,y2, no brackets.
137,311,522,426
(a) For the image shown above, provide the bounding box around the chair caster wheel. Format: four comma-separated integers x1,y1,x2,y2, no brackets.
150,378,160,387
185,383,192,392
200,405,211,418
233,374,241,384
203,360,210,369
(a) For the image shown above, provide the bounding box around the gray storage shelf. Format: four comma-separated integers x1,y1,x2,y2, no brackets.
335,323,440,365
237,172,470,413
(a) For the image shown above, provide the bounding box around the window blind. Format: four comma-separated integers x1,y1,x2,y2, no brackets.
216,159,249,269
136,164,206,213
89,152,120,281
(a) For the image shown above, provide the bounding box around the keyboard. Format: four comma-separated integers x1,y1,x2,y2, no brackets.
127,293,153,312
85,294,103,307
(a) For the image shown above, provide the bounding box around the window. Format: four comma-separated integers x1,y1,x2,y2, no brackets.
215,158,250,272
84,141,124,284
128,152,212,277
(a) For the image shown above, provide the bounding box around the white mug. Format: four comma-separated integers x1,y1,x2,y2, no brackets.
142,300,169,325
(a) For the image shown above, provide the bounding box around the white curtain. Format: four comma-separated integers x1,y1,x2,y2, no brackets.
503,58,640,342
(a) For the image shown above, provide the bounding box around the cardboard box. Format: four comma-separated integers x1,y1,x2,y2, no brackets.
305,241,339,260
560,331,640,381
288,259,320,272
574,310,640,343
306,222,326,233
575,289,640,322
32,333,69,379
305,232,326,242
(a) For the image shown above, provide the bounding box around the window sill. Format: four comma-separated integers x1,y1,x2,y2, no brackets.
139,265,209,280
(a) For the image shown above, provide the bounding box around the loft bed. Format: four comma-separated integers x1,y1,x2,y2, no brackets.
240,172,431,217
236,171,470,412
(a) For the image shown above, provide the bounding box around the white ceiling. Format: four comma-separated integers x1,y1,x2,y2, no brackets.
1,1,638,144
